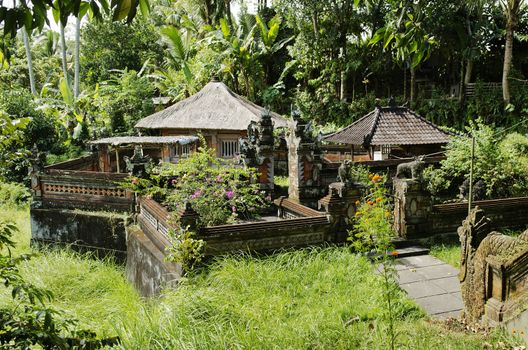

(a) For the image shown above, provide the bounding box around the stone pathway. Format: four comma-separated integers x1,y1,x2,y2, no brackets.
395,255,463,319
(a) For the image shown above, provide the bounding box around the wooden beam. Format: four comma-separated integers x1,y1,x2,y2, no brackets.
115,147,120,173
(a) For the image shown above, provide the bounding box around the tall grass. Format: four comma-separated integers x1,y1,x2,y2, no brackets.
0,207,521,349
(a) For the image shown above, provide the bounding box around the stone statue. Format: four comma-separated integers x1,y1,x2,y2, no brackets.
395,155,426,180
459,179,487,201
337,160,352,185
458,207,528,323
124,145,150,177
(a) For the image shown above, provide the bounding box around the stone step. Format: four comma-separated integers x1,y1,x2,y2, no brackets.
393,245,430,258
366,245,429,260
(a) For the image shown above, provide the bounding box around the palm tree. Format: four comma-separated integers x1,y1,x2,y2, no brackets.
74,16,81,98
500,0,526,104
21,28,37,96
17,0,37,95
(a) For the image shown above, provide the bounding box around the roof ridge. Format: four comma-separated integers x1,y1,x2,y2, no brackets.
363,107,381,147
324,109,377,139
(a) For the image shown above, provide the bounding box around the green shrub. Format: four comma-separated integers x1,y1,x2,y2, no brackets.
123,140,269,228
0,182,30,208
423,120,528,200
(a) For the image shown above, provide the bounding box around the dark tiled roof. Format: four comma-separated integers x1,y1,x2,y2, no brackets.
324,106,451,146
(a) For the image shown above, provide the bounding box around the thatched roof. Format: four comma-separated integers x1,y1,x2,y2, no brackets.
90,136,199,147
136,80,288,131
324,105,451,147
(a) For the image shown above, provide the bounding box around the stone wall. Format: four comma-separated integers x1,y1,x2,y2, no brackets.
394,176,528,238
125,226,182,297
30,208,128,257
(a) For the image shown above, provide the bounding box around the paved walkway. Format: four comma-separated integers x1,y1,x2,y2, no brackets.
395,255,463,319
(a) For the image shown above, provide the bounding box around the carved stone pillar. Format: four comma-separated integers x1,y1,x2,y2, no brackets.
287,109,324,208
318,182,362,242
256,110,274,192
393,178,432,238
240,110,275,194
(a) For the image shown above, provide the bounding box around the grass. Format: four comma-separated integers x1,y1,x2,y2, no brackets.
0,207,523,349
427,228,528,269
425,234,461,268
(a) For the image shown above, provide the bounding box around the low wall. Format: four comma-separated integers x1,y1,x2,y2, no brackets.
394,177,528,238
125,226,182,297
431,197,528,235
200,215,331,255
30,208,128,257
36,169,134,212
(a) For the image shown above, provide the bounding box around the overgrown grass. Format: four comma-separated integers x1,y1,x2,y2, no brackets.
0,207,522,349
426,234,461,268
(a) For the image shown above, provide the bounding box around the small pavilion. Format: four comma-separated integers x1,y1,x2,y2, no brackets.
324,101,451,160
90,136,199,173
135,78,287,159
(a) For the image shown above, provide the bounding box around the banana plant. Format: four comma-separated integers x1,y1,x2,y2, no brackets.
370,1,437,103
255,14,293,85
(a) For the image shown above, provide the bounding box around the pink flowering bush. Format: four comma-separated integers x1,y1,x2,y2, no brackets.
135,141,268,228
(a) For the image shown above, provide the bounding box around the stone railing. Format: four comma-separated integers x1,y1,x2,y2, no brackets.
35,169,134,212
137,197,173,252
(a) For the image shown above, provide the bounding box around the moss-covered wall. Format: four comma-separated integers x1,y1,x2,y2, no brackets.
30,208,128,256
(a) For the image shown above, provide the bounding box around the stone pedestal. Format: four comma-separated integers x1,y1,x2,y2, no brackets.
318,182,362,242
393,178,432,238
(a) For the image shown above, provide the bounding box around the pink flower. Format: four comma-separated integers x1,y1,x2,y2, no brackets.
232,206,237,212
225,190,235,200
191,189,202,199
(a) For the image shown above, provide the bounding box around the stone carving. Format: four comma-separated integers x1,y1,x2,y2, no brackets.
395,156,426,180
458,207,528,323
239,110,275,191
124,145,151,177
337,160,352,185
459,179,487,201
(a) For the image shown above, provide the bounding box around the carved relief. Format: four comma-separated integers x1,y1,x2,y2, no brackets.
458,207,528,324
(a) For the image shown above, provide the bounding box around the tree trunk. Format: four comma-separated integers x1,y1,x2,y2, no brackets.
464,59,473,85
59,24,69,86
403,67,407,101
74,16,81,99
410,65,416,103
22,29,36,96
340,47,347,101
503,19,514,105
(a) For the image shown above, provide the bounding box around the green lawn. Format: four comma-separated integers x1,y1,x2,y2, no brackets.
0,207,522,349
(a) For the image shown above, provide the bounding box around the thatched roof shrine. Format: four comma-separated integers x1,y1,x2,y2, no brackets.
135,80,288,131
324,105,451,147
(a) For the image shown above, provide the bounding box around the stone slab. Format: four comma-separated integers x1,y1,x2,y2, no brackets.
431,276,462,293
400,280,449,299
413,293,464,315
396,255,446,268
394,254,464,319
413,264,459,280
397,268,426,284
